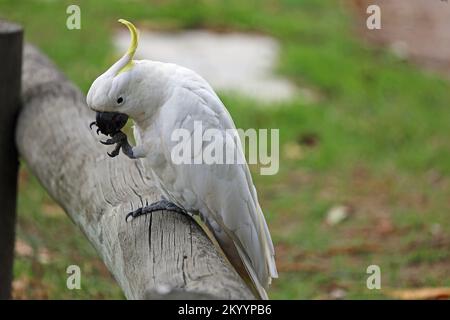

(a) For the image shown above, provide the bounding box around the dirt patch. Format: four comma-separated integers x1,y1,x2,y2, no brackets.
349,0,450,76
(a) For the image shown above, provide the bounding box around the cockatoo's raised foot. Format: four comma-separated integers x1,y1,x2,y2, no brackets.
90,111,135,158
100,131,135,159
126,199,187,222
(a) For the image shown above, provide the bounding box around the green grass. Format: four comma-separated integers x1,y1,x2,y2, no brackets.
1,0,449,299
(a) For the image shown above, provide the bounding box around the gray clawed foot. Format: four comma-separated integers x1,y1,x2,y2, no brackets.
100,131,131,158
126,199,187,222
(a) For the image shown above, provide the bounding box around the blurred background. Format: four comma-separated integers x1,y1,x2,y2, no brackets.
1,0,449,299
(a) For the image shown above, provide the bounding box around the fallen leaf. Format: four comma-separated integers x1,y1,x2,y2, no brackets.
326,243,380,256
13,276,49,299
42,203,65,217
37,248,52,264
386,287,450,300
12,277,30,299
389,41,409,60
375,217,395,235
283,142,303,160
298,132,319,147
326,205,351,226
18,168,29,189
430,223,442,236
15,239,33,257
329,288,347,300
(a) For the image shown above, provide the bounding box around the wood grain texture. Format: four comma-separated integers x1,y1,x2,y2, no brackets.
16,45,254,300
0,21,22,300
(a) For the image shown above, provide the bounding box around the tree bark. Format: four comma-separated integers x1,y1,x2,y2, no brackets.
15,44,254,300
0,21,22,300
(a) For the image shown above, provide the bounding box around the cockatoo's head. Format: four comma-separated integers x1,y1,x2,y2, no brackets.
87,19,144,120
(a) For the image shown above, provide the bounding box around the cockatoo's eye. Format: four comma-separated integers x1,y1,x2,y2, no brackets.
117,96,124,105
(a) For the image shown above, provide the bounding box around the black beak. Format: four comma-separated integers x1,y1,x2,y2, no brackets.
92,111,129,136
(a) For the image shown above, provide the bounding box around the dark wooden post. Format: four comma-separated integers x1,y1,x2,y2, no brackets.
0,21,23,300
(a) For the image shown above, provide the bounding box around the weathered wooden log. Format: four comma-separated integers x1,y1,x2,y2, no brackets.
0,21,22,300
16,44,254,299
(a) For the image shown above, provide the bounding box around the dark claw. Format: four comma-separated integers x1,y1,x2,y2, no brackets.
100,139,114,145
89,121,97,129
125,208,142,222
125,213,132,222
107,142,121,157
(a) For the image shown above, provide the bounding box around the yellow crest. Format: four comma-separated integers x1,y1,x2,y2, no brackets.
116,19,139,76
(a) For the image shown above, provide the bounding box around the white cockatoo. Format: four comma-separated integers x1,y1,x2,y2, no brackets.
87,19,278,299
